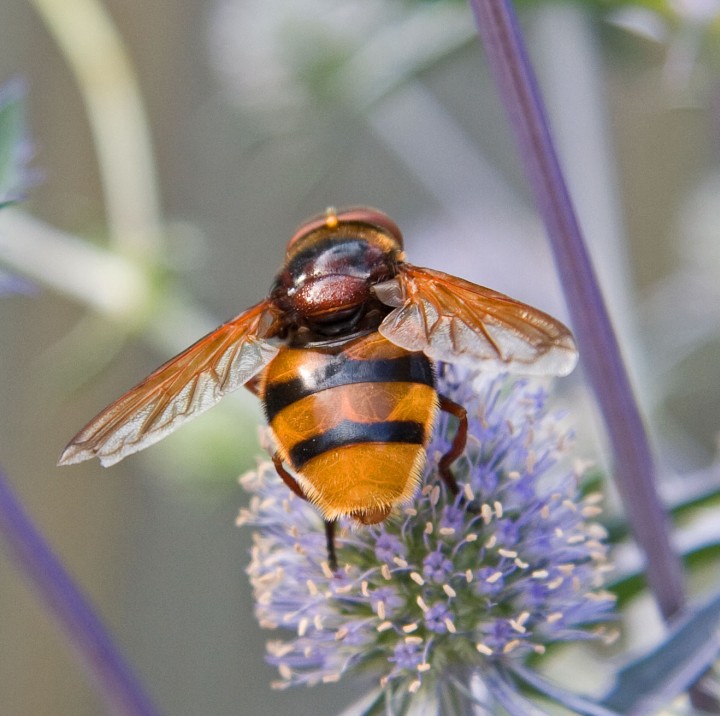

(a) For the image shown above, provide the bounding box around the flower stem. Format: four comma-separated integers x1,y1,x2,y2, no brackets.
0,471,162,716
30,0,163,258
467,0,686,621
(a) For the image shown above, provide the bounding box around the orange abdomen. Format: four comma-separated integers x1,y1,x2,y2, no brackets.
260,333,438,522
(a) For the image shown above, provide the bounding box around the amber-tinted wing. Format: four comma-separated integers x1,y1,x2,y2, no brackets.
58,299,281,467
374,265,578,376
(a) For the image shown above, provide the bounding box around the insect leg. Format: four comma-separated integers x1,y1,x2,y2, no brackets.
244,375,262,396
324,520,338,571
437,394,468,495
272,452,307,500
272,453,339,570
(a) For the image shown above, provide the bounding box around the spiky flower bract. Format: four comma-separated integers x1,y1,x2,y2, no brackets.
238,368,615,705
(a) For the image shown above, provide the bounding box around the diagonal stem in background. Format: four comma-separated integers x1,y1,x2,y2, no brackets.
467,0,686,621
0,471,161,716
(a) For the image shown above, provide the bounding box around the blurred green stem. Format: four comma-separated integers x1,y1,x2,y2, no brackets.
30,0,162,258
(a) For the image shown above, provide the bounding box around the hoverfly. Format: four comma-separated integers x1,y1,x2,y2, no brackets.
59,207,577,565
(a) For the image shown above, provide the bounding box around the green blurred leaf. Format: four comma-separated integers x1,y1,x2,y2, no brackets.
663,467,720,515
601,588,720,714
605,467,720,545
610,510,720,604
0,79,31,205
512,0,674,18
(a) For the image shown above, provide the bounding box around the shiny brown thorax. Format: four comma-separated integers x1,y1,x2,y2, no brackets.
261,210,438,524
270,210,403,340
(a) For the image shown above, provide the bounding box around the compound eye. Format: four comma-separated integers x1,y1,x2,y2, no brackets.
286,206,404,256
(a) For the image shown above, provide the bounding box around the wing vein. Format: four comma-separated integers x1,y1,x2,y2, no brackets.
58,299,281,466
378,264,578,376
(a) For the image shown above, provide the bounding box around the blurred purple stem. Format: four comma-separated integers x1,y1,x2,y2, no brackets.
0,470,161,716
468,0,685,621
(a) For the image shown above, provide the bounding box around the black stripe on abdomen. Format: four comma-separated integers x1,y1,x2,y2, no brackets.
264,354,434,421
288,420,425,470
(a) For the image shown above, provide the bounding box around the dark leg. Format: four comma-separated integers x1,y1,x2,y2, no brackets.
437,394,468,496
244,374,262,397
324,520,338,571
272,452,307,500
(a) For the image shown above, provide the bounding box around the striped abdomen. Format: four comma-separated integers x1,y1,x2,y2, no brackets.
260,332,438,523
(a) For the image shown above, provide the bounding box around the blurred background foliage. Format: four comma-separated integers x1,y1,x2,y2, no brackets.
1,0,719,714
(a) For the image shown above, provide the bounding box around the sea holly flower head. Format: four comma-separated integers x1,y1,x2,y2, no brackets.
238,368,615,703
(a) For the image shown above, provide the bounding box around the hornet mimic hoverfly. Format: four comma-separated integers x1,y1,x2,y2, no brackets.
59,207,578,565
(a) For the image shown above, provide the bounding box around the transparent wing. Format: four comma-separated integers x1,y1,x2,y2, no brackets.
58,300,281,467
375,265,577,376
